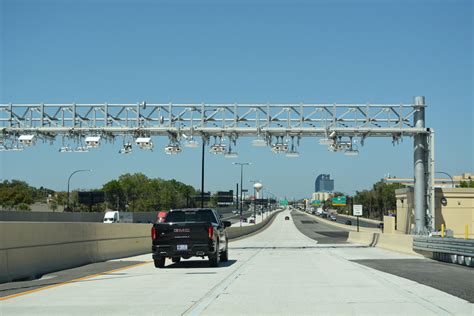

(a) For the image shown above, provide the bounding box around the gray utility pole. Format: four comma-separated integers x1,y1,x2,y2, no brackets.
413,96,428,234
233,162,251,222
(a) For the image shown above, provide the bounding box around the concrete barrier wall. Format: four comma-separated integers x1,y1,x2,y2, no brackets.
0,222,151,283
0,211,158,223
227,210,282,240
0,210,282,283
347,231,418,255
0,211,104,222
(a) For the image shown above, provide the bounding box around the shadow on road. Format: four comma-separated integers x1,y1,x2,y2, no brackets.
165,259,237,269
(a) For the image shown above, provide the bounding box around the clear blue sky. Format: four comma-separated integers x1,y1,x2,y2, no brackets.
1,0,472,199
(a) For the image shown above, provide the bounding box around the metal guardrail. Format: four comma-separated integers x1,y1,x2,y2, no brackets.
413,236,474,267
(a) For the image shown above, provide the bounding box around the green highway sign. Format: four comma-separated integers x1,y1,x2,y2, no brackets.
279,199,289,206
332,196,347,206
310,200,321,206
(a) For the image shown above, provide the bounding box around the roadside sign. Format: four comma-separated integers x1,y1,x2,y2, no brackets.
280,199,289,206
332,196,346,206
310,200,321,206
353,204,363,216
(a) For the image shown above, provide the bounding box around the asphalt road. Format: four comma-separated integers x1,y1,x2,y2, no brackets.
303,210,382,229
290,211,349,244
220,209,257,224
335,213,382,229
353,259,474,303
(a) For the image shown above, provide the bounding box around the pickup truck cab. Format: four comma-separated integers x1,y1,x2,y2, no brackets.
151,208,231,268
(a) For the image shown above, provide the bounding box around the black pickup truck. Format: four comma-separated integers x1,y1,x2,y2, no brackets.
151,208,231,268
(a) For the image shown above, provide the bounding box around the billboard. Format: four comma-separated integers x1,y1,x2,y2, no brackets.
78,191,105,206
194,192,211,202
217,190,234,204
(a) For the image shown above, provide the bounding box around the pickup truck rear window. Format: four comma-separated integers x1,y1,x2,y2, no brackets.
165,210,218,224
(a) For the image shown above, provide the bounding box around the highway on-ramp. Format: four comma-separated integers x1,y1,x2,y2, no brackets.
1,208,472,315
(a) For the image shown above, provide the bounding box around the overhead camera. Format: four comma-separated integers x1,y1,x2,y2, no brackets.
85,136,101,148
164,144,182,155
135,137,153,150
18,135,36,147
271,143,288,153
209,144,226,154
119,143,133,154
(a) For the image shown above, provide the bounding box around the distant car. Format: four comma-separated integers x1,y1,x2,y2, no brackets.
329,215,337,221
249,218,255,224
345,220,352,225
242,218,247,223
285,216,290,220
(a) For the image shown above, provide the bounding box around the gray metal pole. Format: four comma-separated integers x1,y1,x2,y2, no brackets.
413,96,426,234
67,169,91,212
201,141,205,208
240,165,243,216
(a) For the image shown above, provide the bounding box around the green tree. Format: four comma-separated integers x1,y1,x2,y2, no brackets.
352,181,403,219
460,180,474,188
101,173,197,212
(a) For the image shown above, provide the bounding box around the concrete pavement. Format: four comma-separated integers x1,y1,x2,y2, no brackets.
1,208,472,315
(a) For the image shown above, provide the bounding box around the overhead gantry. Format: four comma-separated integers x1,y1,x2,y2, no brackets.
0,96,434,234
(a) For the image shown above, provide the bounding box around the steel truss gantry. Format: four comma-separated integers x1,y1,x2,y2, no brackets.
0,97,434,234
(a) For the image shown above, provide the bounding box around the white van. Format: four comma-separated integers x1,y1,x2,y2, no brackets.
103,211,119,223
103,211,133,223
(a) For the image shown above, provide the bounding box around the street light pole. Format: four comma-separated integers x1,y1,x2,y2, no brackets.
201,140,205,208
436,171,455,188
233,162,251,223
67,169,92,212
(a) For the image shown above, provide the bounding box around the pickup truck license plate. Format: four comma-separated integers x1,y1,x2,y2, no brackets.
177,244,188,251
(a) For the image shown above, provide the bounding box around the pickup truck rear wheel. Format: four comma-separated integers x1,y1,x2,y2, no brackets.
172,257,181,263
154,257,165,268
220,242,229,262
209,242,220,267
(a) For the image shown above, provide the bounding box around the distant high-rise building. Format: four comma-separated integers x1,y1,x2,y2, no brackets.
315,174,334,192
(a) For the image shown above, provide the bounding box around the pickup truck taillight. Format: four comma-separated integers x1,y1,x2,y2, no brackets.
151,227,157,240
208,225,214,239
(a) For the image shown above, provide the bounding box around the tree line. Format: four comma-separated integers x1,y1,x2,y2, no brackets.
0,180,55,211
101,173,197,212
0,174,198,212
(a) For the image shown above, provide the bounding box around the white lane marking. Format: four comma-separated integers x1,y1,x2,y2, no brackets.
182,248,264,316
182,211,288,315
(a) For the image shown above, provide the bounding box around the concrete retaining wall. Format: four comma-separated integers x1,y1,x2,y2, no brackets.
0,222,151,283
0,210,282,284
347,231,419,255
227,210,282,240
0,211,158,223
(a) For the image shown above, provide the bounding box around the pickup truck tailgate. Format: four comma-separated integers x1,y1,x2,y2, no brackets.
153,222,210,245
